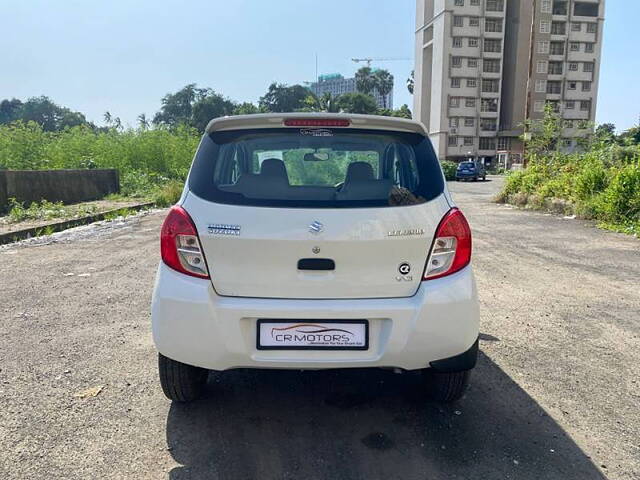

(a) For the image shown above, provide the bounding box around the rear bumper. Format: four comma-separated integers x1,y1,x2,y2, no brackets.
456,172,477,179
151,263,480,371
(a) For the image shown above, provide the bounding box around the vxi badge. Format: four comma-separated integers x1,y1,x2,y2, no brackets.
388,228,425,237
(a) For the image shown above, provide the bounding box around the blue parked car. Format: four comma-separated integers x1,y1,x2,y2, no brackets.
455,161,486,182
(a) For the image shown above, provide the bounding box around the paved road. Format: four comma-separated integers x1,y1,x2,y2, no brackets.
1,178,638,479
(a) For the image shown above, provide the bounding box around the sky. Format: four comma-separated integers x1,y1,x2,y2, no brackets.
1,0,637,131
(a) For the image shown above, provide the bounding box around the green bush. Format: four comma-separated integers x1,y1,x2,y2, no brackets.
497,144,640,234
440,161,458,181
153,180,185,207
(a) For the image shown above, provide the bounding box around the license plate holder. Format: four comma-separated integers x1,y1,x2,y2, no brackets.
256,319,369,351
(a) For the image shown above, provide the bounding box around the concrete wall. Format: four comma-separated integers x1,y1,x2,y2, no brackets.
0,169,119,212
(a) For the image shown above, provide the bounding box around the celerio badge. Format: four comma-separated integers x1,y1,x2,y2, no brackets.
208,224,241,236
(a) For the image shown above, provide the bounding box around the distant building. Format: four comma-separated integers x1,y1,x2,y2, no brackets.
413,0,605,167
310,73,394,109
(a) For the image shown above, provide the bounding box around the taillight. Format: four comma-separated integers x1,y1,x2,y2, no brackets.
160,206,210,279
423,208,472,280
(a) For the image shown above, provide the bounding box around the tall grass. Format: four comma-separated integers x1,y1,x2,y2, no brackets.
0,121,200,197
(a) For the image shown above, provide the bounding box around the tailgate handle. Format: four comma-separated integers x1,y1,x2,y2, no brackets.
297,258,335,271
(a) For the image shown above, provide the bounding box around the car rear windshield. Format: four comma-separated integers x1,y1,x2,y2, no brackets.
188,128,444,208
459,162,475,168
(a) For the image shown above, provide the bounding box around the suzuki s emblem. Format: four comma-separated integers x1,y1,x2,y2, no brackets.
309,221,324,234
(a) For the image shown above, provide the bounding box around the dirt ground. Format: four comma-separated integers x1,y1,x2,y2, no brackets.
0,177,638,479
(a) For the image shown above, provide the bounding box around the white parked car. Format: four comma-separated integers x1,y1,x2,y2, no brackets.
152,113,479,403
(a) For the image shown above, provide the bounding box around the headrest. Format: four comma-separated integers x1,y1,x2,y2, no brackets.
345,162,375,183
260,159,289,182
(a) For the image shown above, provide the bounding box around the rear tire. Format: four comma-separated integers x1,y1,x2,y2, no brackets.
158,353,208,402
423,369,470,403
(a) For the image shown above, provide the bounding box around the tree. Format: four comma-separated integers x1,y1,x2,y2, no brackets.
373,69,394,109
593,123,616,145
392,104,412,119
103,111,112,126
259,83,310,112
17,96,87,131
407,71,415,95
137,113,150,130
0,99,23,124
336,93,378,115
618,126,640,145
522,103,563,157
153,84,236,131
153,83,202,127
233,102,261,115
191,93,235,131
355,67,375,95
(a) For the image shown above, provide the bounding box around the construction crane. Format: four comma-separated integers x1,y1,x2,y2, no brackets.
351,57,411,67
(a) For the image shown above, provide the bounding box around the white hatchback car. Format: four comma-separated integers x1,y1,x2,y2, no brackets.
152,113,479,403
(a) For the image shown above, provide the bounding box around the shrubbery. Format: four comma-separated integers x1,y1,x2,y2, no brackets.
497,144,640,234
440,161,458,181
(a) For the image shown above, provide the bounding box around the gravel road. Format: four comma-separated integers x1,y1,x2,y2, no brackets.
1,177,638,479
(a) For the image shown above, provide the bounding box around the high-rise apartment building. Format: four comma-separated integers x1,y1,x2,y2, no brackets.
310,73,394,109
413,0,605,166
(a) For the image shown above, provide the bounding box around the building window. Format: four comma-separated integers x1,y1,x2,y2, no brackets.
569,62,579,71
582,81,592,92
450,97,460,107
547,81,562,94
486,0,504,12
464,118,475,127
479,137,496,150
574,2,598,17
572,22,582,32
469,17,480,27
484,39,502,53
469,38,479,47
497,137,511,150
580,100,591,111
583,62,594,72
485,18,503,32
553,1,568,15
454,16,464,27
541,0,552,13
538,41,550,54
468,58,478,68
564,119,574,128
481,98,498,112
480,119,497,131
471,0,480,5
535,80,547,93
540,21,551,34
570,42,580,52
453,37,463,48
449,136,458,147
466,98,476,107
568,81,577,90
481,79,500,93
454,0,464,6
452,57,463,68
450,118,459,128
565,101,575,110
483,59,501,73
451,78,461,88
467,78,477,88
585,43,594,53
534,101,545,112
464,137,474,146
587,23,597,34
551,22,566,35
549,62,563,74
537,61,548,74
550,42,565,55
547,100,560,113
